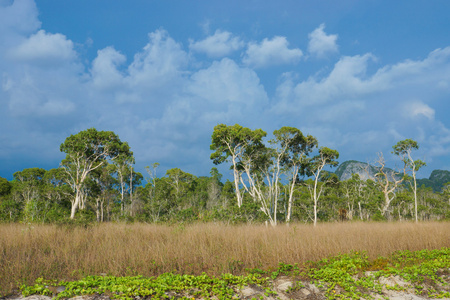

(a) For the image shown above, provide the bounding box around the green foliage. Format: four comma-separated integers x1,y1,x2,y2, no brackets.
59,128,134,219
21,272,271,300
417,170,450,192
60,128,131,160
302,248,450,299
0,177,11,196
210,123,267,166
21,248,449,300
0,196,21,221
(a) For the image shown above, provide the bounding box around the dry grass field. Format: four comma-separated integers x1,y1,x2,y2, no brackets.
0,221,449,295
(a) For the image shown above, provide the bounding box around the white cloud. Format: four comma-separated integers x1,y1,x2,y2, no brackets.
84,30,269,171
370,47,450,89
189,30,244,57
126,29,188,90
0,0,40,36
404,101,435,120
88,29,189,105
272,47,450,168
7,79,78,117
275,53,376,108
188,58,267,106
0,4,84,121
9,30,76,66
243,36,303,68
308,23,338,58
1,2,450,181
91,46,126,90
276,47,450,112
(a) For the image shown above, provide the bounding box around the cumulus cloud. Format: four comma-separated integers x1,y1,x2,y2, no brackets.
0,0,40,36
308,23,338,58
84,30,270,173
370,47,450,90
0,0,84,133
189,30,244,57
0,0,41,71
135,58,269,147
274,53,376,109
9,30,76,66
188,58,267,105
276,47,450,112
271,47,450,167
243,36,303,68
88,29,189,106
1,1,450,180
91,46,126,90
126,29,188,90
187,58,268,123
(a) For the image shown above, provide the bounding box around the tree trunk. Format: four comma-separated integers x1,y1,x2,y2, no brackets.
413,173,418,223
96,198,101,222
313,173,319,226
70,191,81,219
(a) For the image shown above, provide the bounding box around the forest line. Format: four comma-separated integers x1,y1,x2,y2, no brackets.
0,125,448,224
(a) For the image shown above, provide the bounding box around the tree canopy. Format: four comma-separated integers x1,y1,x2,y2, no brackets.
60,128,133,218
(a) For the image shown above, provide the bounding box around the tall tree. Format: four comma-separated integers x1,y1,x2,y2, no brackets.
145,163,160,200
12,168,46,222
41,168,72,220
90,163,116,222
165,168,196,204
111,155,142,216
60,128,133,219
371,152,405,219
240,127,317,226
271,127,317,224
210,124,266,208
392,139,426,222
305,147,339,226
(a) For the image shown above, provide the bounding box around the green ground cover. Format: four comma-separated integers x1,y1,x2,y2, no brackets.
20,248,450,300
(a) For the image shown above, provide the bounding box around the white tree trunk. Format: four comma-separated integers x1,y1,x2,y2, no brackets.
70,189,82,219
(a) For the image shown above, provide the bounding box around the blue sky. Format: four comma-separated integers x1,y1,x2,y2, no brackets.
1,0,450,180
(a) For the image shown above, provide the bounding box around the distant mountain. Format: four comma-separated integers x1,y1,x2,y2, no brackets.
416,170,450,192
334,160,398,181
335,161,450,192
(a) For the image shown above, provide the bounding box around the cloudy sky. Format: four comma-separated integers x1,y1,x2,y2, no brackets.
1,0,450,180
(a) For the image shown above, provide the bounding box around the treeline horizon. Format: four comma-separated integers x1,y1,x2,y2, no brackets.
0,125,449,224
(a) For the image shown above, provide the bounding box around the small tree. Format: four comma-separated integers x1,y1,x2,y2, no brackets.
392,139,426,222
60,128,133,219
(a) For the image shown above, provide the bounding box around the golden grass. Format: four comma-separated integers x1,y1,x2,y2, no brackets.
0,221,449,295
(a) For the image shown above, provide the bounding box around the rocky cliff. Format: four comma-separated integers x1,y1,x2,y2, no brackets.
334,160,396,181
336,161,450,192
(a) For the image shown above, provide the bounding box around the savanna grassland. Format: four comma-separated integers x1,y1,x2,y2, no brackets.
1,221,449,297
